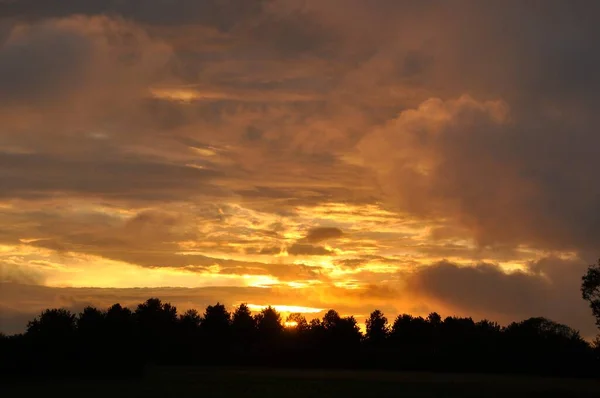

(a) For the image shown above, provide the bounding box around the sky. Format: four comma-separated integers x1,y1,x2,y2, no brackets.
1,0,599,337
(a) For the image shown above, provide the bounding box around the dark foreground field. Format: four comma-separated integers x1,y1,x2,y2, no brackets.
3,367,600,397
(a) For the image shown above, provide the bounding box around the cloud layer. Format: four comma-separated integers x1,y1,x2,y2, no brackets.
1,1,599,337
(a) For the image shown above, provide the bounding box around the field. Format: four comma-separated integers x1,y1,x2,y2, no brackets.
2,367,600,397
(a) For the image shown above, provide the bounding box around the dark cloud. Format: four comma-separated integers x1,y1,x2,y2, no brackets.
334,255,399,269
0,16,171,107
0,152,220,200
347,1,600,253
0,0,269,30
287,243,334,256
305,227,343,243
257,246,282,255
217,262,323,282
406,258,597,337
0,21,92,103
360,94,600,252
335,258,367,269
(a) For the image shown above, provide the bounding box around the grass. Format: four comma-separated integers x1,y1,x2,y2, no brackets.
2,367,600,397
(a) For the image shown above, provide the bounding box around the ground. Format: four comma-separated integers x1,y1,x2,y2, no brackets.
2,367,600,397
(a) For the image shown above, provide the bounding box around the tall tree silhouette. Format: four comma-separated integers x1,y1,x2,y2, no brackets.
135,298,178,329
582,258,600,328
365,309,389,345
319,309,362,363
255,306,283,337
105,303,134,340
200,302,230,363
177,309,202,364
77,306,105,338
201,302,231,337
231,303,256,348
389,314,432,368
135,298,178,362
76,306,106,366
254,306,283,362
179,309,202,333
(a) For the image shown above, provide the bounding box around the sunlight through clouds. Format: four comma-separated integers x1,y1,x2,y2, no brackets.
0,0,599,338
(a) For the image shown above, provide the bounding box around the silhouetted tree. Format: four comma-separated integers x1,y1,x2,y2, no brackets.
135,298,178,330
309,318,322,328
286,313,309,333
179,308,202,332
25,308,77,374
255,306,283,339
322,309,341,331
100,303,139,374
306,317,325,349
176,309,202,364
253,306,283,363
365,309,389,345
582,258,600,328
592,336,600,359
231,304,256,345
390,314,414,337
201,302,230,336
76,306,106,367
390,314,429,345
27,308,76,339
438,316,476,369
200,302,230,363
503,317,593,375
77,306,105,337
427,312,442,326
319,309,362,365
229,303,256,362
105,303,133,338
134,298,178,362
473,319,502,362
389,314,432,368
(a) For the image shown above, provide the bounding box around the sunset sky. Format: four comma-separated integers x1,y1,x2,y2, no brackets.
1,0,599,337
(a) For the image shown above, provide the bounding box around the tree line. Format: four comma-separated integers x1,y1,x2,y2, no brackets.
2,258,600,379
1,299,598,379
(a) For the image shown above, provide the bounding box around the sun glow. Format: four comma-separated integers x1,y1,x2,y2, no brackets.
246,304,323,314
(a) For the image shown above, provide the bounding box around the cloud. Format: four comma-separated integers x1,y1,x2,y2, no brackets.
0,16,171,106
287,243,334,256
405,257,597,337
0,0,269,30
0,260,45,285
0,152,221,200
0,19,92,104
335,258,367,269
358,94,600,252
305,227,344,243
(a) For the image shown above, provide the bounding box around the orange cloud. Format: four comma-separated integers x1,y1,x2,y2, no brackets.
1,2,600,339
